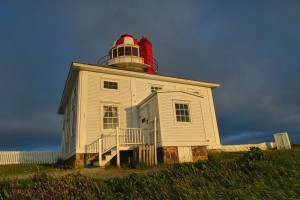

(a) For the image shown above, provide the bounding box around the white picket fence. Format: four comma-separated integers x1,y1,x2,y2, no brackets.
0,151,62,165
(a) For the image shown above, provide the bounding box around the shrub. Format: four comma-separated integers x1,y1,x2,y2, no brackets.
243,147,265,161
1,147,299,199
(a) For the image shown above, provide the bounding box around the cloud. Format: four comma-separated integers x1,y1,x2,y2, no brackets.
0,1,300,150
0,111,60,133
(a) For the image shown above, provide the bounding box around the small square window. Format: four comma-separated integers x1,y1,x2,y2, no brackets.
104,81,118,90
151,86,162,93
175,103,190,122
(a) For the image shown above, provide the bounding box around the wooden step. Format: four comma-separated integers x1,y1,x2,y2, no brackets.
92,148,117,167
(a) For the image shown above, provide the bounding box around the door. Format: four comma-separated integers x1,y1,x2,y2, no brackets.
178,146,193,163
138,105,149,144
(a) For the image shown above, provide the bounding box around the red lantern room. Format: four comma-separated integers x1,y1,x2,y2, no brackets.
98,34,158,74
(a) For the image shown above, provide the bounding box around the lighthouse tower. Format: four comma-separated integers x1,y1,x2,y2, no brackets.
98,34,158,74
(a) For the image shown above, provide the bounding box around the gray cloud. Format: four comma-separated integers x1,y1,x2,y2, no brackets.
0,1,299,150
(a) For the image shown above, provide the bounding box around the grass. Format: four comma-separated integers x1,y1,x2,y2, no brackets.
0,164,57,180
0,147,300,199
0,163,161,181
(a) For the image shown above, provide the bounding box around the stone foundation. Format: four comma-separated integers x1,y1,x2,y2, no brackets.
158,146,179,164
191,146,208,162
65,153,85,168
66,146,208,168
157,146,208,164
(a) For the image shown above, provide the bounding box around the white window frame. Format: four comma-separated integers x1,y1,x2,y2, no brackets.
102,79,119,91
101,104,120,130
71,87,77,137
173,101,191,123
150,84,163,93
65,107,70,141
71,106,76,137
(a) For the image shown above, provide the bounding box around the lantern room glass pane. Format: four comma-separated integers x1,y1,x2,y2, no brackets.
113,49,117,58
119,47,124,56
125,47,131,56
132,47,138,56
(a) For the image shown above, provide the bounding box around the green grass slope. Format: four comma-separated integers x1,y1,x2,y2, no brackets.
1,147,300,199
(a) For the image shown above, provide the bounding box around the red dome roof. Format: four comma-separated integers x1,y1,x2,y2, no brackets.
115,33,139,46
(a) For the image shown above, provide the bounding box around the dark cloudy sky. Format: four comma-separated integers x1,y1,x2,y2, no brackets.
0,0,299,150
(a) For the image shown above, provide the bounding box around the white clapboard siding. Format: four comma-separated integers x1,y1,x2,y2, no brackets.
61,82,78,156
86,74,101,144
158,91,206,145
0,151,62,165
200,88,217,146
86,73,134,144
81,69,220,149
147,95,162,146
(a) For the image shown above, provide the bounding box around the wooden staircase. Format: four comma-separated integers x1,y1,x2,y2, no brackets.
85,128,146,167
93,147,117,167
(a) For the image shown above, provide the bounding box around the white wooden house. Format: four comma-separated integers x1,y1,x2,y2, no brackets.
58,34,221,167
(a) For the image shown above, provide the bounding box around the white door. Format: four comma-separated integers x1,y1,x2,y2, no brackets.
138,105,149,144
178,146,192,163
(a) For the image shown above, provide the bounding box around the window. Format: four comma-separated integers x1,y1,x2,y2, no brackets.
103,106,118,129
104,81,118,90
151,86,162,93
71,107,76,136
132,47,138,56
72,87,77,108
112,49,117,58
65,108,70,140
125,46,131,55
175,103,190,122
118,47,124,56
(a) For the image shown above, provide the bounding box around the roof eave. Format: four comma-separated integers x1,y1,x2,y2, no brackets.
72,62,221,89
57,62,79,114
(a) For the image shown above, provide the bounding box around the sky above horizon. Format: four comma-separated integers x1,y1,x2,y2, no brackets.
0,0,299,150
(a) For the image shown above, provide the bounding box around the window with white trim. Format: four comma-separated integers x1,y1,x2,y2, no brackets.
65,108,70,141
71,87,77,137
151,85,162,93
103,81,118,90
175,103,190,122
71,107,76,136
103,106,119,129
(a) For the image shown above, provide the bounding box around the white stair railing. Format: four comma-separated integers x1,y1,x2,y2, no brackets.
86,139,100,153
86,127,147,167
102,131,117,153
85,130,117,154
119,128,144,146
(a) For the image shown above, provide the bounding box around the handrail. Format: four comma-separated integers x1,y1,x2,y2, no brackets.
97,55,110,65
97,54,159,72
86,128,146,167
102,131,117,153
119,128,144,146
85,130,117,154
86,138,100,153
